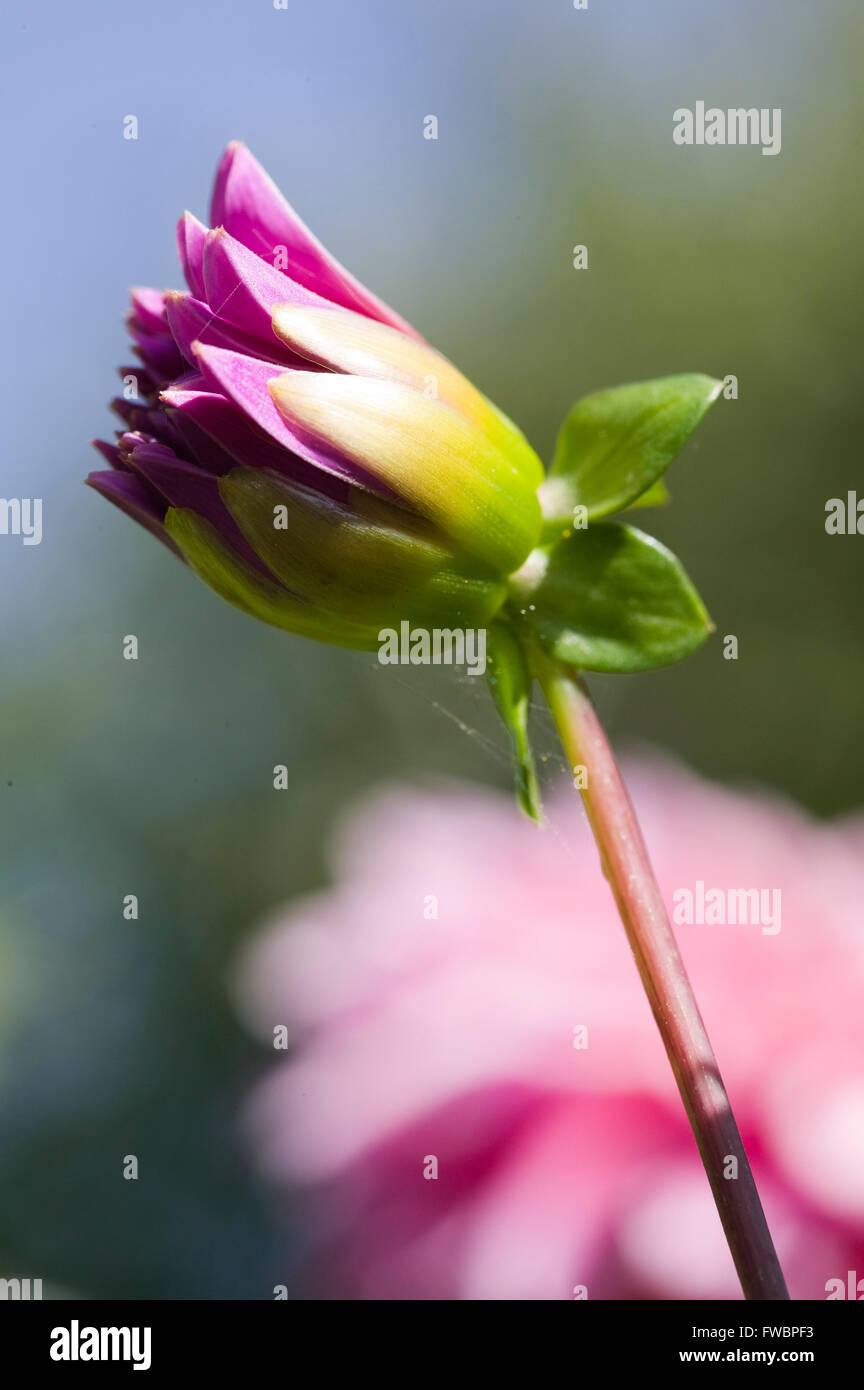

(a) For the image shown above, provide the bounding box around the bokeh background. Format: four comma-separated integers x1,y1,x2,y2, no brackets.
0,0,861,1297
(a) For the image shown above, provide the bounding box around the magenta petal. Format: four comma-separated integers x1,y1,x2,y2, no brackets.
130,328,186,384
123,440,272,574
110,398,186,453
91,439,125,470
118,433,176,465
170,412,239,475
177,211,208,300
170,368,209,392
165,291,302,369
190,341,392,495
163,386,340,496
86,468,180,555
159,384,225,410
166,408,250,477
129,287,169,335
166,390,290,469
202,227,332,343
162,386,283,465
210,142,422,340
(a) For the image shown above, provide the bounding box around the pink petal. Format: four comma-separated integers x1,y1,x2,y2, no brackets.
458,1095,679,1300
164,387,332,492
128,286,169,335
164,291,302,369
210,142,422,340
122,438,273,574
86,467,179,556
191,341,394,496
201,227,332,345
176,211,207,300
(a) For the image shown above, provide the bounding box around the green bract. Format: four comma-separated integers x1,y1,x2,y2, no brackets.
219,468,507,638
486,622,542,822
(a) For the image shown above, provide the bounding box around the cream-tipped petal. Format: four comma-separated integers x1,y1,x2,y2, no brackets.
271,302,480,410
271,303,543,486
268,371,542,574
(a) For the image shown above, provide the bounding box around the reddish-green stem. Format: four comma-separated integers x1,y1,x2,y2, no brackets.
534,650,788,1301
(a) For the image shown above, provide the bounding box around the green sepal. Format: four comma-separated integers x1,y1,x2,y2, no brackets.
510,523,712,674
540,373,720,525
219,468,507,632
165,507,386,650
486,620,542,821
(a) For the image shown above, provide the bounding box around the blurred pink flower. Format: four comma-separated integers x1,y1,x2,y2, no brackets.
236,759,864,1300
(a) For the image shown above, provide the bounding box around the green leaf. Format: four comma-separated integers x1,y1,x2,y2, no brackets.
486,621,542,820
511,523,712,673
541,373,720,523
539,475,670,546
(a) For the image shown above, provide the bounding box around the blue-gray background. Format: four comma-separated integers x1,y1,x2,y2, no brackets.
0,0,860,1296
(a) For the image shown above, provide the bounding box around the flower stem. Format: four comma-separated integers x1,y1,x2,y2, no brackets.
533,650,788,1301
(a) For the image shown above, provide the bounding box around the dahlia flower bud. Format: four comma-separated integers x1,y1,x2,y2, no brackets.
88,141,543,646
88,142,718,817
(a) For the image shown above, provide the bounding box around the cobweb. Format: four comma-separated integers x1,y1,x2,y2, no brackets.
365,659,590,870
